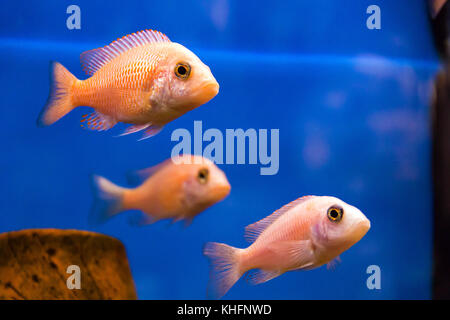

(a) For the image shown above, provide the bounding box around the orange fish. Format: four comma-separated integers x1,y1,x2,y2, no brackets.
90,155,230,225
38,30,219,139
203,196,370,298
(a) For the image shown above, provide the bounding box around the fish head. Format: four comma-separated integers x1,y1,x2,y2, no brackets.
159,43,219,111
178,155,230,215
311,196,370,251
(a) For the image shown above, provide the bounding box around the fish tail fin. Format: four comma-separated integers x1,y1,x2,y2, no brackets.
37,61,78,127
203,242,244,299
89,175,126,225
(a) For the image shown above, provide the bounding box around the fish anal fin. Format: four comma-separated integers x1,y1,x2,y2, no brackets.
244,196,316,243
245,269,282,285
267,240,315,270
80,29,171,76
81,111,116,131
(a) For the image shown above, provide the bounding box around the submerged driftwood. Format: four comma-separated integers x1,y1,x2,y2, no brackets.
0,229,137,300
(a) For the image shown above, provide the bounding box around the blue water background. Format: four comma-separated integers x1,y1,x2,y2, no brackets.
0,0,441,299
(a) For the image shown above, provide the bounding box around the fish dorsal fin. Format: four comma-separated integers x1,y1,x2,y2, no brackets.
244,196,315,243
80,29,171,76
126,159,172,185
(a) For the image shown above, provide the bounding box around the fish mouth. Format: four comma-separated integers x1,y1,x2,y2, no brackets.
361,218,371,230
356,218,371,236
181,80,219,111
198,81,220,101
213,182,231,200
204,82,219,95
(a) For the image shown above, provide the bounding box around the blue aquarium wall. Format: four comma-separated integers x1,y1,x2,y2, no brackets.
0,0,440,299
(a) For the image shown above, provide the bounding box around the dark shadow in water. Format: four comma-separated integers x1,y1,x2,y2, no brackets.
431,1,450,300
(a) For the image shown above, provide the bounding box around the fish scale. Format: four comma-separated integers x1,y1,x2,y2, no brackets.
75,46,163,118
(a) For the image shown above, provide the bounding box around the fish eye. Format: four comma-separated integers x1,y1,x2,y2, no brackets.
174,62,191,80
197,168,209,184
327,206,343,222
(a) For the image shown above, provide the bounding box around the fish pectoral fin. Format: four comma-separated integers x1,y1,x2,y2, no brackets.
128,213,158,227
169,216,193,227
245,269,282,285
183,217,194,228
81,111,117,131
327,256,341,270
117,124,151,137
246,241,315,285
116,123,164,140
267,240,315,270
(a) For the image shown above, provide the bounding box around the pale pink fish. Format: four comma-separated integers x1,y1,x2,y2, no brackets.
90,155,230,226
203,195,370,298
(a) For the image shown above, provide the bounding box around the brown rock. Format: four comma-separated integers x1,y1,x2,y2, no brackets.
0,229,137,300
